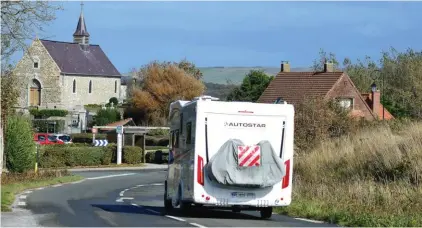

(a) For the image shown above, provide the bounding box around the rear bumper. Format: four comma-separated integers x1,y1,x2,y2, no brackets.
193,196,291,207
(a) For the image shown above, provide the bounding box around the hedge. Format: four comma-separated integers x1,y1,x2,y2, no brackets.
145,135,169,147
145,150,169,164
29,109,68,118
32,119,65,133
71,133,106,143
38,144,143,168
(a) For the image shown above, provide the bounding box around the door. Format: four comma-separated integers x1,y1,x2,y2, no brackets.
30,79,41,106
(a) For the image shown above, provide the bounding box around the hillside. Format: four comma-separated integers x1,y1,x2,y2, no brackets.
199,66,311,85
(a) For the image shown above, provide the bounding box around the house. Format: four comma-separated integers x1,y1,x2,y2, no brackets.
12,6,127,133
257,61,394,120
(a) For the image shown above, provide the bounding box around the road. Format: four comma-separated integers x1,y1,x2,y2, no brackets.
5,168,336,227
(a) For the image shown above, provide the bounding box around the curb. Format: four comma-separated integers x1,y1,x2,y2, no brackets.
9,178,86,212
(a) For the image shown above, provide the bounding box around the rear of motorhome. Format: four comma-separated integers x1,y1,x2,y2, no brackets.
164,95,294,219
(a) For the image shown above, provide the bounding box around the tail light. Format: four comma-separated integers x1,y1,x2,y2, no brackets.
197,155,204,185
282,159,291,189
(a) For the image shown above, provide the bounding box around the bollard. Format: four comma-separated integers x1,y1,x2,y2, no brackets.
35,144,39,174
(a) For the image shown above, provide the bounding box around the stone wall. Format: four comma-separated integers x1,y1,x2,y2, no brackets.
61,75,121,109
13,39,62,110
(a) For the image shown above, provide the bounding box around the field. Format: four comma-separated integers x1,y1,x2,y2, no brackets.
277,121,422,226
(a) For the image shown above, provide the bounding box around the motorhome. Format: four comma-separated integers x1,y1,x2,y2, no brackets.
164,95,294,219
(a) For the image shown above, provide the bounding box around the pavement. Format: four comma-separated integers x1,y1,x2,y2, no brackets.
2,164,337,227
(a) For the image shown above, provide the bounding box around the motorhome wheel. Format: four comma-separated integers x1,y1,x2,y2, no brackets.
260,207,273,219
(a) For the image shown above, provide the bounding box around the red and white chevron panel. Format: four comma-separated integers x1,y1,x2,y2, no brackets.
237,145,261,167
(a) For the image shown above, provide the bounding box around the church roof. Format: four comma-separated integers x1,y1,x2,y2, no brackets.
40,39,121,77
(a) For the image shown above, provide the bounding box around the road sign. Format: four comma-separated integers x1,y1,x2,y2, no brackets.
93,140,108,147
92,128,98,134
116,125,123,134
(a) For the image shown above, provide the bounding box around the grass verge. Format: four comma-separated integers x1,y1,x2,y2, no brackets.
277,121,422,227
1,171,84,212
41,163,146,170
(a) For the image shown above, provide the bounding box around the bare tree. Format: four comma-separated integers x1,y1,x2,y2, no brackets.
1,0,63,61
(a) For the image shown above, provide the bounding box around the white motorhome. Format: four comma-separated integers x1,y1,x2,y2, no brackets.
164,95,294,219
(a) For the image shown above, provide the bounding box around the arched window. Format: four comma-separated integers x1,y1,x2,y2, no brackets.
30,79,42,106
114,80,117,93
72,79,76,93
88,80,92,93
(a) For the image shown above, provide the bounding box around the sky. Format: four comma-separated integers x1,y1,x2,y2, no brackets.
11,1,422,73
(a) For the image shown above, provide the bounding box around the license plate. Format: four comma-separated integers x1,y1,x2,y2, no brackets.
231,192,255,198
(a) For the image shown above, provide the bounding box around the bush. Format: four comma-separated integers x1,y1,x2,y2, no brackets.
38,144,143,167
5,115,36,173
145,135,169,146
109,97,119,106
29,109,68,118
94,107,121,126
123,146,141,164
147,128,169,136
32,119,65,133
71,133,106,143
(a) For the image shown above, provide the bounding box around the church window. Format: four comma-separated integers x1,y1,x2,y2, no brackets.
89,80,92,94
72,79,76,93
114,80,117,93
33,56,40,69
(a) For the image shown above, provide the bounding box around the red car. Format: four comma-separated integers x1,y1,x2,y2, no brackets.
34,133,65,145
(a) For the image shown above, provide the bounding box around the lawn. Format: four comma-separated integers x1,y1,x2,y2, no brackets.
1,170,84,212
276,121,422,227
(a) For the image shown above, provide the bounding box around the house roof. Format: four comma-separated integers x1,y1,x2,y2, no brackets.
40,39,121,77
257,72,344,105
98,118,135,131
361,93,395,120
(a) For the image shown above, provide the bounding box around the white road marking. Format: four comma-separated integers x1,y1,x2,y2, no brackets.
19,195,27,199
52,184,63,187
131,203,138,206
36,187,44,190
146,209,160,214
295,218,324,224
151,183,164,186
190,222,207,227
23,190,32,194
165,215,186,222
17,201,27,206
136,184,145,187
115,197,134,202
86,173,136,180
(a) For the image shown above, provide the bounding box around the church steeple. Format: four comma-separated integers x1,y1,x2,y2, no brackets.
73,1,90,45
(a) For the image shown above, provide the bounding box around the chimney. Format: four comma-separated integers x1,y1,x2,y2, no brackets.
324,61,334,72
281,61,290,72
371,83,381,118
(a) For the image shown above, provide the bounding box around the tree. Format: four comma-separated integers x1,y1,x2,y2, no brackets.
131,62,205,125
226,70,274,102
1,1,63,61
94,108,121,126
311,48,341,72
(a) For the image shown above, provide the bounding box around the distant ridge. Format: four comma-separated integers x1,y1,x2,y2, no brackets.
124,66,312,85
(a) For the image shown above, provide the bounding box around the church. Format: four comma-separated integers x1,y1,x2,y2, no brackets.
12,5,127,133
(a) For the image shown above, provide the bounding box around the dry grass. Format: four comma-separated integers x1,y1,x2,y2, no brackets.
1,170,84,212
277,121,422,227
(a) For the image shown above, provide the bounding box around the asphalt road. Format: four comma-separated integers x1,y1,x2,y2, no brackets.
15,169,336,227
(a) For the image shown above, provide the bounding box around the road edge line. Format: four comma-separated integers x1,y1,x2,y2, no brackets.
165,215,186,222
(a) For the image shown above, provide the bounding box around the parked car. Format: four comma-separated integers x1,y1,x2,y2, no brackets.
51,134,73,144
34,133,65,145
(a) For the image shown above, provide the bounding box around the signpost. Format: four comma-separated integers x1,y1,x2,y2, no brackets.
116,125,123,165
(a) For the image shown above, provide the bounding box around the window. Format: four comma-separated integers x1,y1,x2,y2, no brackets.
180,113,183,134
38,135,46,141
88,80,92,93
186,122,192,144
337,98,353,110
72,79,76,93
114,80,117,93
33,56,40,69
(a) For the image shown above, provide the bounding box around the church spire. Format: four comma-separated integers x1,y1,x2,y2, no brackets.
73,1,90,45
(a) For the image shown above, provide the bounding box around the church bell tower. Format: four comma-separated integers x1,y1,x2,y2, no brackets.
73,2,90,45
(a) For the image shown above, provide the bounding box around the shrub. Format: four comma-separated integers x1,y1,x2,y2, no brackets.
71,133,106,143
29,109,68,118
123,146,141,164
94,107,121,126
147,128,169,136
38,144,143,167
109,97,119,106
32,119,65,133
145,135,169,146
5,115,36,173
